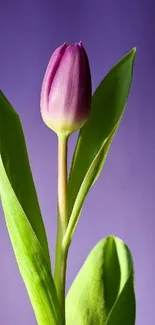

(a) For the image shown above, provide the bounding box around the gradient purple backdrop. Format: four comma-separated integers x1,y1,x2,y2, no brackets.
0,0,154,324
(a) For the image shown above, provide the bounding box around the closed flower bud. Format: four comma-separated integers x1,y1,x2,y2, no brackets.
40,42,92,136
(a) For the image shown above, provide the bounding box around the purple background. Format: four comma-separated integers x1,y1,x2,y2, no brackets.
0,0,154,324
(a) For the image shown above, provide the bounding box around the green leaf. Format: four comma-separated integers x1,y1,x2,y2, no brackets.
66,236,136,325
0,92,62,325
65,49,136,245
0,91,51,268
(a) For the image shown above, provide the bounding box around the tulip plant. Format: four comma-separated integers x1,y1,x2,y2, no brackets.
0,42,136,325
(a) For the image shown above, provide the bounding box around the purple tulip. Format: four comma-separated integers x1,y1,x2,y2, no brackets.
40,42,92,135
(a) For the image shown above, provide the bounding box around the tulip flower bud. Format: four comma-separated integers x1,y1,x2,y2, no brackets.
40,42,92,136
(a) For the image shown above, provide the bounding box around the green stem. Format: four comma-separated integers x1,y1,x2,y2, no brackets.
54,134,68,323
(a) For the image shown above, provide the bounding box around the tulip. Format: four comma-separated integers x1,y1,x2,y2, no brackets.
40,42,92,136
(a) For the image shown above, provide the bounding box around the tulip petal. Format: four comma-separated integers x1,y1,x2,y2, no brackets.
41,43,92,135
41,43,67,110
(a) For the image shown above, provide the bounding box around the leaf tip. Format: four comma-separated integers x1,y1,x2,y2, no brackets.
125,47,136,62
131,47,137,58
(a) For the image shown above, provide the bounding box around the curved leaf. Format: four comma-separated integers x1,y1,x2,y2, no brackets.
66,236,136,325
0,156,62,325
0,93,62,325
0,91,51,267
65,49,136,244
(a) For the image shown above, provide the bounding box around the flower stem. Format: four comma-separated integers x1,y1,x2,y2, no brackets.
54,134,68,323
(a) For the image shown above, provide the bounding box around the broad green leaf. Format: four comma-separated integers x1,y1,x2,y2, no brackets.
0,93,62,325
0,91,51,268
66,236,136,325
65,49,136,244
